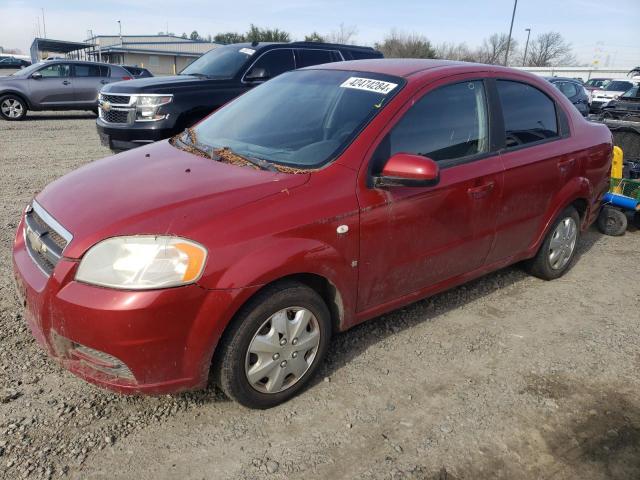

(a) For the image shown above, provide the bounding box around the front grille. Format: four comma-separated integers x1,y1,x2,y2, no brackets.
101,94,131,105
23,202,71,276
100,108,131,124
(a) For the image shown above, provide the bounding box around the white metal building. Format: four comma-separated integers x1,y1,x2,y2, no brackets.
86,35,219,75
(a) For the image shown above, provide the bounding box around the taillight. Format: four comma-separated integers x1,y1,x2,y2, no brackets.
121,76,133,81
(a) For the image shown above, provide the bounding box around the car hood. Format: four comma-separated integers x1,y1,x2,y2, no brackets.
101,74,233,93
35,141,309,259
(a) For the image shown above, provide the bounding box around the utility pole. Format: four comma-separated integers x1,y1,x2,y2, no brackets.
504,0,518,66
41,8,47,38
522,28,531,66
118,20,122,45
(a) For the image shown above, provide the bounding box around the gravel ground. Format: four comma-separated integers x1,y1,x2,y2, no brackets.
0,111,639,480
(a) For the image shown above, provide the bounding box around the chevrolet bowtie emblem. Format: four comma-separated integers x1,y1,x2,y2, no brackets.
27,228,47,254
102,101,112,112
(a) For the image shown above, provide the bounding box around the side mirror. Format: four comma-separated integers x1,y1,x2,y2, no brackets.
373,153,440,188
31,72,42,80
245,67,269,81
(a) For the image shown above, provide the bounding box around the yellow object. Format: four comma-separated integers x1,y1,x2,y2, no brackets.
611,146,623,193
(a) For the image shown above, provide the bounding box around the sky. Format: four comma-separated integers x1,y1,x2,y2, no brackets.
1,0,638,68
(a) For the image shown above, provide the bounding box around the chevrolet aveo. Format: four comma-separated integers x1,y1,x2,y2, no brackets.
13,60,612,409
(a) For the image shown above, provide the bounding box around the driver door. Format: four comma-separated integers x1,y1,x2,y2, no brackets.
356,78,503,312
28,63,74,107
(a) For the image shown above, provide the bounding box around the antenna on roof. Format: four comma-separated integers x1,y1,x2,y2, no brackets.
251,41,259,47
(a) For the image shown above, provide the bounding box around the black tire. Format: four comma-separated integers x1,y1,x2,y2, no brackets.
214,280,331,409
0,94,27,121
525,206,580,280
597,206,627,236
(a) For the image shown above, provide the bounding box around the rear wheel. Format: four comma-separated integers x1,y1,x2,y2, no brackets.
526,206,580,280
214,281,331,409
0,95,27,120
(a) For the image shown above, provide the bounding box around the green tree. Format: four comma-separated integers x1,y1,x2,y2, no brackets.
190,30,201,41
375,31,436,59
245,24,290,43
304,32,325,43
213,32,246,44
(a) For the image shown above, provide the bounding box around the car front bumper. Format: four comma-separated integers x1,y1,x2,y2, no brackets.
96,117,177,151
12,215,254,394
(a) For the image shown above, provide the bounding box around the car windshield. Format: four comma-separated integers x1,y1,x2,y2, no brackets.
605,81,633,92
189,69,404,169
621,86,640,99
180,46,254,78
9,62,43,77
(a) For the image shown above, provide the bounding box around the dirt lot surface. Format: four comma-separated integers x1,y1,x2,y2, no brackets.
0,112,639,480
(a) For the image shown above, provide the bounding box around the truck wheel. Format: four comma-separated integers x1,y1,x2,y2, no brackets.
214,281,331,409
597,206,627,236
525,206,580,281
0,95,27,120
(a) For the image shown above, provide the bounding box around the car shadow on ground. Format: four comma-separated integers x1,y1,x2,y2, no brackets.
316,226,604,383
24,113,97,121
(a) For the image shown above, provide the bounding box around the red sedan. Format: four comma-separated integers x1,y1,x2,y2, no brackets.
13,59,612,408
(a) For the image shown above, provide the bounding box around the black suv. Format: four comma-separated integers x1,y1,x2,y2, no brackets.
96,42,383,151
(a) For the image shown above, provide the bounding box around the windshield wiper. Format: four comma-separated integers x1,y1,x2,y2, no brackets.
214,147,277,172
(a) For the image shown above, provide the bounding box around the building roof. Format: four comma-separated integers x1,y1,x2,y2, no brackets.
99,41,218,57
30,38,95,54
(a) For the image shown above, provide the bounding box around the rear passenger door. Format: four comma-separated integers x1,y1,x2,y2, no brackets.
72,64,108,105
485,79,574,264
295,49,342,68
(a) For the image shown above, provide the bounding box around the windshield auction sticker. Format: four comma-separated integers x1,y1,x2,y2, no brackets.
340,77,398,94
239,48,256,56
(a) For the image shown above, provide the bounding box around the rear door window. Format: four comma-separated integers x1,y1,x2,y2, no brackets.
388,80,490,163
557,82,578,98
296,49,340,68
496,80,558,148
73,64,102,77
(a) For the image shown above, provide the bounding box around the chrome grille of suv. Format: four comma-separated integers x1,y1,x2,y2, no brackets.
101,94,131,105
100,109,131,124
23,202,72,276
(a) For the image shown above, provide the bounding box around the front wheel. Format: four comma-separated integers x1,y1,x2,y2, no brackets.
525,206,580,280
214,281,331,409
0,95,27,120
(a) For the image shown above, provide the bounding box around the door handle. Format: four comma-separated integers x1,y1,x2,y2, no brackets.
62,80,70,85
467,181,495,199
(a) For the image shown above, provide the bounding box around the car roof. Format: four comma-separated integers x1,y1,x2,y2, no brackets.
227,41,379,53
308,58,514,78
42,59,115,67
545,77,581,83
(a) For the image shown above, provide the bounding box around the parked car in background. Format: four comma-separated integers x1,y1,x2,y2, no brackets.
601,84,640,120
545,77,589,116
0,60,133,120
121,65,153,78
14,59,612,408
590,79,637,112
584,78,611,91
0,57,31,69
96,41,384,151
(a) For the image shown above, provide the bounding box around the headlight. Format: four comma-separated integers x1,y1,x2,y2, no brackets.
134,95,172,121
76,236,207,290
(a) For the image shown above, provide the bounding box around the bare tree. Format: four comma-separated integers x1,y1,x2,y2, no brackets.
475,33,516,65
326,23,358,44
434,42,476,62
524,32,576,67
375,30,436,59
